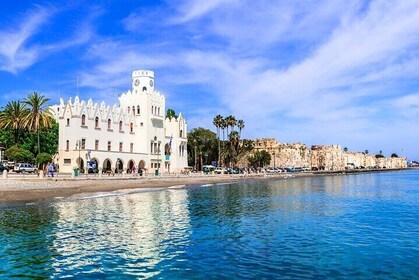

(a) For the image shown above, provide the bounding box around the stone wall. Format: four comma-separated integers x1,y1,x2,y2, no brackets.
244,138,407,170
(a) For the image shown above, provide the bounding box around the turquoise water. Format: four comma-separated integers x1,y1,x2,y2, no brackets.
0,171,418,279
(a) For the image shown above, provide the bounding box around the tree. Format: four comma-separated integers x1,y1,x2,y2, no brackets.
248,150,271,168
365,150,369,154
23,92,53,154
375,154,384,158
213,115,223,167
237,119,245,137
344,147,348,152
0,101,28,144
391,153,398,158
36,153,52,168
166,109,177,120
5,145,34,163
187,128,217,171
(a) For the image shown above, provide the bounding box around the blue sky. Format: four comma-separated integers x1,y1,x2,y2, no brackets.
1,0,419,159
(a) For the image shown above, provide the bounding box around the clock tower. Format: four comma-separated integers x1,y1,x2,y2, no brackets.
132,70,155,93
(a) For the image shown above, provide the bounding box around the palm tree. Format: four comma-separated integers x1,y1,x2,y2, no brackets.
237,119,245,137
0,101,28,144
220,118,227,165
225,115,237,132
213,115,223,167
343,147,348,152
23,92,53,154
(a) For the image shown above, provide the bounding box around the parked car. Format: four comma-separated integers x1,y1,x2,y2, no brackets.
214,167,224,174
1,160,14,171
14,163,37,173
266,167,276,173
88,167,99,174
0,163,5,174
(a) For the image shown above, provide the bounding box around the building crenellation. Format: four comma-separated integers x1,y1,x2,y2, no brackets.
250,138,407,170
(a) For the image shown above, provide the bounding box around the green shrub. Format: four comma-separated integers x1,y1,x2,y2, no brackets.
5,145,34,163
36,153,52,167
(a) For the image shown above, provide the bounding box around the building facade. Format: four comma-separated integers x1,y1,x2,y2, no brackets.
248,138,407,170
51,70,188,173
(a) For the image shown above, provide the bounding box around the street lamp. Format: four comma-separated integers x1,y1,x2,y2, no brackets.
76,140,81,170
157,140,161,175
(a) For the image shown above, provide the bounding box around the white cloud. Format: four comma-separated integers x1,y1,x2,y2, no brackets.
76,0,419,158
0,8,51,73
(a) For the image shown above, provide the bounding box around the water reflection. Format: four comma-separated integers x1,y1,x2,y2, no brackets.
49,189,191,278
0,171,417,279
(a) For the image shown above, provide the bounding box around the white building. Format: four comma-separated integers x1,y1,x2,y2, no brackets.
51,70,188,174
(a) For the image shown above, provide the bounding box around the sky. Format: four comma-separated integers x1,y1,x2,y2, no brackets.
0,0,419,159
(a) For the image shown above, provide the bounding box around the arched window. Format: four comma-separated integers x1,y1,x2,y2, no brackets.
81,114,86,125
143,86,147,92
137,105,140,115
95,116,99,128
152,106,154,114
66,140,69,151
132,106,135,115
119,121,123,131
107,119,111,129
130,123,133,133
180,130,183,138
158,107,160,115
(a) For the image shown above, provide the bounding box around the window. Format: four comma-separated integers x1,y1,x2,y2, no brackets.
130,143,133,153
81,114,86,125
95,116,99,128
132,106,135,115
66,140,69,151
107,119,111,129
137,105,140,115
81,139,86,149
158,107,160,115
128,107,131,113
151,106,154,114
150,142,153,153
64,159,71,164
66,118,70,126
180,130,183,138
143,86,147,92
119,121,123,131
130,123,133,133
119,142,123,152
107,141,111,151
95,140,99,150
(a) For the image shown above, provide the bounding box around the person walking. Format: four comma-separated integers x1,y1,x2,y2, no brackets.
48,163,54,177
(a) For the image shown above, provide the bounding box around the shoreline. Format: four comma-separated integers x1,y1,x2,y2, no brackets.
0,168,411,202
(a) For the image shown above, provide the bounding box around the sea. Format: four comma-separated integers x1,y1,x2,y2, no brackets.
0,170,418,279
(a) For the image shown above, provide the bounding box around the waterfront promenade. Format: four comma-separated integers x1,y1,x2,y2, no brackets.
0,168,409,202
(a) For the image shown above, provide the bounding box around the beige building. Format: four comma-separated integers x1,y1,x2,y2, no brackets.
250,138,407,170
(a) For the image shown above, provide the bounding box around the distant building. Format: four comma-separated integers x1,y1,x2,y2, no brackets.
51,70,188,173
248,138,407,170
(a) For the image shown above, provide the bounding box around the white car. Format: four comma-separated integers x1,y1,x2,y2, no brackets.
214,167,224,174
14,163,37,173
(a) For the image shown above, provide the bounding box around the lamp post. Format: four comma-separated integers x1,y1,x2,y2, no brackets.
76,140,81,171
157,140,161,175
